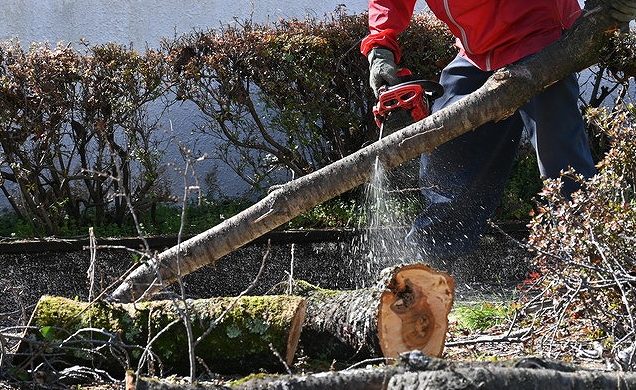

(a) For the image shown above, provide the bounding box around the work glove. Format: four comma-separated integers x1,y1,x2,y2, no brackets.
368,47,400,97
610,0,636,23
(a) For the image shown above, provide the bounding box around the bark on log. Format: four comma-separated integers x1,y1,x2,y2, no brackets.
126,372,230,389
284,264,454,360
17,295,306,375
238,366,404,390
235,365,636,390
110,355,636,390
110,2,623,303
122,358,636,390
387,367,636,390
235,354,633,390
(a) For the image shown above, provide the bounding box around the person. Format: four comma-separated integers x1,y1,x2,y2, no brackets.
361,0,636,260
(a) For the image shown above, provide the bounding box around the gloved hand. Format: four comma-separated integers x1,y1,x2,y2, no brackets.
368,47,400,97
610,0,636,23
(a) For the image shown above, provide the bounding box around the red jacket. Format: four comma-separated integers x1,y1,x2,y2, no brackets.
361,0,582,71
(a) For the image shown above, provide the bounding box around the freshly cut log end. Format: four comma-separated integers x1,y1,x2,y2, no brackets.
377,264,454,358
284,298,306,365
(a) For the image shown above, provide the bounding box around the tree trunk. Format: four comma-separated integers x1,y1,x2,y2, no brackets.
235,365,636,390
123,358,636,390
285,264,454,360
18,295,306,375
386,368,636,390
109,2,622,303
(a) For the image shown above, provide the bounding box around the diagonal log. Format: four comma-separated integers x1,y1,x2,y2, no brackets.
110,2,621,302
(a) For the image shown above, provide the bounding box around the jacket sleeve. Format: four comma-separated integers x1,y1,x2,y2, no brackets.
557,0,582,29
360,0,417,63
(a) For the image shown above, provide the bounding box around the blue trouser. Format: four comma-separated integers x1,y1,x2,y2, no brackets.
406,55,596,258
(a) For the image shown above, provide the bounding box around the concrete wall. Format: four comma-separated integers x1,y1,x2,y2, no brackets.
0,0,373,47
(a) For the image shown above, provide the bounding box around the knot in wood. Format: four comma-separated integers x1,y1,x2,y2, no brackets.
399,350,433,370
493,69,511,81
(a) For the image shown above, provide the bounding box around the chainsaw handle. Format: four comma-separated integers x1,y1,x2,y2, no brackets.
383,79,444,101
373,77,445,130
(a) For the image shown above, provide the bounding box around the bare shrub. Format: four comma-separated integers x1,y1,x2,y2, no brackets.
0,42,172,235
526,106,636,367
165,11,455,192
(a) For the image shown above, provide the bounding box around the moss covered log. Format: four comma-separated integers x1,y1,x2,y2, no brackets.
17,295,306,376
281,264,454,360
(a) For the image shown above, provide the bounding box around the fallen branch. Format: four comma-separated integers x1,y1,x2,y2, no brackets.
235,353,636,390
121,354,636,389
110,1,623,302
445,327,532,347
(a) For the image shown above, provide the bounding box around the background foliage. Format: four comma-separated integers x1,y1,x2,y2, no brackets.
0,12,455,237
0,42,171,235
1,13,634,238
524,105,636,367
166,11,454,190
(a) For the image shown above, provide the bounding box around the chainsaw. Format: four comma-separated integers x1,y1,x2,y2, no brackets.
373,69,444,136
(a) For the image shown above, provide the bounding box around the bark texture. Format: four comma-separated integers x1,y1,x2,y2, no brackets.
118,356,636,389
388,367,636,389
18,295,306,375
238,367,402,390
110,2,621,303
236,354,636,390
236,366,636,390
290,264,454,360
126,372,230,390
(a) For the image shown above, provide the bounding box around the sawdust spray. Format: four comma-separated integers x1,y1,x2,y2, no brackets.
349,161,419,287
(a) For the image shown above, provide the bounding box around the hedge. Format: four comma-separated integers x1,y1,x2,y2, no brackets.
1,11,632,236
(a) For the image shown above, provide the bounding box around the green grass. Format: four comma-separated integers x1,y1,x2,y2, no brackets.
0,198,253,239
0,195,371,238
0,160,539,239
453,302,511,332
286,198,362,229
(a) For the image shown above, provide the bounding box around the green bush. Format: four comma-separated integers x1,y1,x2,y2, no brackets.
496,146,543,221
9,10,633,237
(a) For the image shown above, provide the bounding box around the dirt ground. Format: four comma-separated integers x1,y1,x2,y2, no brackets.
0,229,532,324
0,229,536,388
